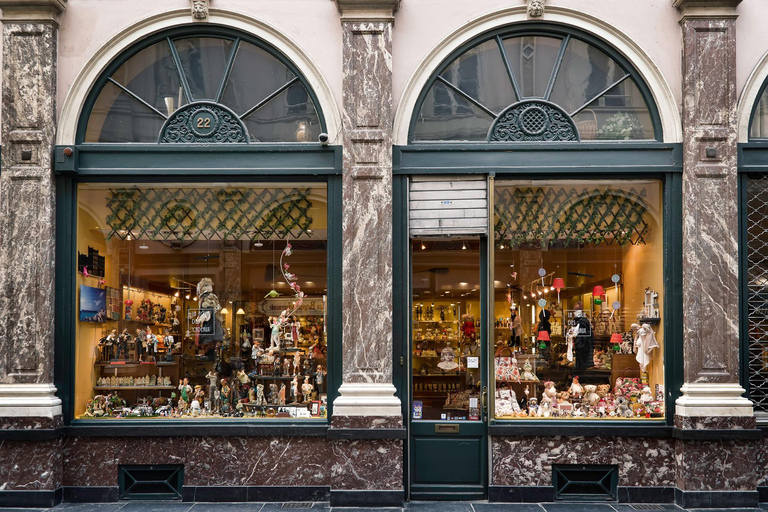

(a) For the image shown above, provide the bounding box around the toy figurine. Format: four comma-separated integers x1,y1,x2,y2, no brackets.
146,328,158,361
251,340,262,361
569,376,583,399
135,328,146,361
301,375,314,403
220,379,231,412
269,317,281,350
255,383,266,406
178,378,192,412
279,384,286,405
291,376,299,403
291,316,301,344
268,383,279,405
283,358,291,377
194,278,225,344
294,350,302,376
315,365,325,386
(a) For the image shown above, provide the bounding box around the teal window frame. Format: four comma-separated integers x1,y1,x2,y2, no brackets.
408,23,663,143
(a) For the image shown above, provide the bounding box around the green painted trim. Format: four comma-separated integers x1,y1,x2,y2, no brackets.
737,142,768,172
392,175,408,419
664,173,683,423
54,144,342,176
326,174,343,417
76,25,327,144
748,79,768,142
739,173,749,393
407,23,663,143
394,143,683,175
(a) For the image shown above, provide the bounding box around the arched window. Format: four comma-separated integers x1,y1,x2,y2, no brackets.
410,25,660,142
80,27,325,144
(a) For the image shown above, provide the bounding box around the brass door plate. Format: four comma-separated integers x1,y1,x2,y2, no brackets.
435,423,460,434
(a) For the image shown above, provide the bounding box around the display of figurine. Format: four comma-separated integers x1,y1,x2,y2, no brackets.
301,375,314,403
251,340,262,361
135,328,146,361
634,323,659,372
639,386,653,404
255,383,266,406
294,350,302,375
178,378,192,412
116,329,130,360
220,379,231,413
583,384,600,406
521,361,538,381
283,358,292,376
268,383,279,405
124,298,134,320
315,365,325,386
291,375,299,403
543,380,557,402
194,278,225,344
279,384,286,405
269,317,281,350
291,315,301,344
569,376,583,399
146,328,158,361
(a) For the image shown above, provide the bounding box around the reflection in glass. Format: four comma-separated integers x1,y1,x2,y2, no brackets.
221,42,296,117
440,38,516,115
75,183,329,419
493,180,665,420
85,81,165,143
243,83,321,143
413,80,495,141
751,87,768,139
572,79,654,140
174,37,234,101
411,240,482,421
502,36,563,99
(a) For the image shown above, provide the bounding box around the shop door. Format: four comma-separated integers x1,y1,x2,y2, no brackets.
408,238,488,500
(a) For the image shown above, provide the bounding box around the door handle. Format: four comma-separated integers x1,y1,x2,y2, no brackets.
481,385,488,416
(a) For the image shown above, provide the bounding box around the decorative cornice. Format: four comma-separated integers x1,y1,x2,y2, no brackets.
335,0,399,22
0,0,67,23
673,0,741,18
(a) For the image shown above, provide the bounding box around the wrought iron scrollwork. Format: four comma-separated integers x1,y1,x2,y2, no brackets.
159,102,249,144
488,100,579,142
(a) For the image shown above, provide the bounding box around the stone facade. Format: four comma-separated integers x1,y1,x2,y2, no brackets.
1,0,768,509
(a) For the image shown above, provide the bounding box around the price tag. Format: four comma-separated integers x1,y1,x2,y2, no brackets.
467,356,479,368
469,397,479,408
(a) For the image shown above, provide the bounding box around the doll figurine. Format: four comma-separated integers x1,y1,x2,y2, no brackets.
268,383,279,405
124,299,133,320
291,375,299,403
220,379,231,409
279,384,286,405
206,370,218,399
301,375,314,403
194,278,225,344
117,329,130,360
294,350,302,376
255,383,266,406
283,358,292,377
269,317,281,350
135,328,146,361
291,316,301,344
251,340,262,361
315,365,325,386
570,376,583,399
248,386,256,404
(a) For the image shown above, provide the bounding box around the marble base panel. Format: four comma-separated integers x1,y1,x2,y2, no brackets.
675,415,756,429
0,415,62,430
329,489,404,507
487,486,675,503
330,438,403,491
675,439,756,491
491,436,675,487
0,438,62,491
752,435,768,488
63,436,332,487
331,415,403,429
182,485,329,502
0,488,62,508
674,489,759,508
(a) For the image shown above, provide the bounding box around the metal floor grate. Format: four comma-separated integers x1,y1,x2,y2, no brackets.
282,503,314,509
632,505,666,510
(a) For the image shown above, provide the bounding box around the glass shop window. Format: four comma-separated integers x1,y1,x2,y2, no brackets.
74,183,329,420
492,180,665,420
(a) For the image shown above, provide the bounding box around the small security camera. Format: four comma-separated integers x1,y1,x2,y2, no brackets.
318,133,329,145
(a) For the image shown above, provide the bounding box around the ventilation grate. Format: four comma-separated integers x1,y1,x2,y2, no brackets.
118,465,183,500
282,504,314,509
552,464,618,501
633,505,665,511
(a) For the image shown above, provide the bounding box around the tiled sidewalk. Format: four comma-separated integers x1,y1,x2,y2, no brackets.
0,502,761,512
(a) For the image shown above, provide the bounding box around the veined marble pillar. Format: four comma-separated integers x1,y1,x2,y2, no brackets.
674,1,758,507
674,0,752,418
0,0,65,417
332,0,401,418
0,1,66,507
329,0,404,507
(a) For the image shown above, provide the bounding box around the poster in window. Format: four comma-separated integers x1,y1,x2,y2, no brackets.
105,286,121,321
79,285,107,323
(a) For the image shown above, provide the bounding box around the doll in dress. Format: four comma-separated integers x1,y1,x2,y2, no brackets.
291,375,299,403
269,317,281,350
301,375,314,403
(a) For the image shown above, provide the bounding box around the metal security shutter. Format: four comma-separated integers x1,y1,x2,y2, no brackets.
409,177,488,236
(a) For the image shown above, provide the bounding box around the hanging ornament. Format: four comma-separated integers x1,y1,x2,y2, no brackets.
538,298,547,308
610,300,621,320
538,268,546,286
612,273,620,294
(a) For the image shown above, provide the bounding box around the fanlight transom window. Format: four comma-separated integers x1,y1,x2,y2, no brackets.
81,30,325,144
411,28,659,142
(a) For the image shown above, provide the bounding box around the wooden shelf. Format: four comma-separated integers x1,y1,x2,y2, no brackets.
96,361,178,367
414,373,465,378
93,386,175,390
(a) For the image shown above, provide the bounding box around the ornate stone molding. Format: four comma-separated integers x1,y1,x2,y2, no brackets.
333,383,401,416
675,383,753,417
335,0,400,21
0,0,66,23
159,102,248,143
0,383,62,417
489,100,578,142
527,0,544,18
190,0,209,21
673,0,741,18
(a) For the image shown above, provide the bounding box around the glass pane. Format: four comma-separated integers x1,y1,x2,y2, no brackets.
746,176,768,412
573,79,654,140
549,38,623,115
412,240,482,422
75,183,329,420
84,81,165,143
221,41,296,117
412,80,494,141
493,180,665,420
439,38,516,115
110,40,189,117
174,37,234,101
242,82,321,142
750,87,768,139
502,36,563,99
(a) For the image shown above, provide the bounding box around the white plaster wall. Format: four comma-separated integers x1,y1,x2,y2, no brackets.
737,0,768,100
392,0,683,121
55,0,343,131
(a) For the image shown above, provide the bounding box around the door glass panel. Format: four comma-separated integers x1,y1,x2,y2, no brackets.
412,239,482,421
493,180,665,420
173,37,234,101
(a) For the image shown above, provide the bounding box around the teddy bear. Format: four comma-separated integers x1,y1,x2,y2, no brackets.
583,384,600,406
596,384,611,399
543,380,557,402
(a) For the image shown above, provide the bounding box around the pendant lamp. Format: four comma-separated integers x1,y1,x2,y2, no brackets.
552,277,565,302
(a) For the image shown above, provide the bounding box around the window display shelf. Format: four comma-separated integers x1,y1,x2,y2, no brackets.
415,373,466,377
96,361,178,367
93,386,176,390
251,375,296,380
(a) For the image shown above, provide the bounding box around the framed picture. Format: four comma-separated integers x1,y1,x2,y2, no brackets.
105,286,121,320
79,285,107,322
310,400,321,416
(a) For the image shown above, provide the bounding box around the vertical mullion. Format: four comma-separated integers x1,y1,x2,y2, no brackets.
168,37,194,103
215,38,240,103
544,35,570,101
496,35,521,102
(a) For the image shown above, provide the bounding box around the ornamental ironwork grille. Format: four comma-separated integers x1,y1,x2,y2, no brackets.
105,187,314,242
494,186,651,248
746,176,768,413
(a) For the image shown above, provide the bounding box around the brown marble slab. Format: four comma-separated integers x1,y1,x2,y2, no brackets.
675,415,756,430
0,439,62,490
332,416,403,429
0,416,62,430
331,439,403,490
675,439,756,490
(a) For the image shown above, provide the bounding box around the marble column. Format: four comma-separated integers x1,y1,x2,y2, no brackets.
674,0,752,418
332,0,401,417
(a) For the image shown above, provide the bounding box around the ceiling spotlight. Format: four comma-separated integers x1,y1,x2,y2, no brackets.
459,282,468,286
421,242,426,250
193,296,198,301
254,240,263,247
523,294,527,299
139,244,148,250
462,242,467,250
185,294,190,300
174,291,179,298
499,244,505,250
